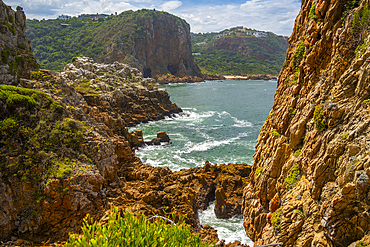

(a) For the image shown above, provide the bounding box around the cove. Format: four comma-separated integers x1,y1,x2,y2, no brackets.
129,79,276,244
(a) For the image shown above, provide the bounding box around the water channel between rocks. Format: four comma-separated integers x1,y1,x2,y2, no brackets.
129,79,276,244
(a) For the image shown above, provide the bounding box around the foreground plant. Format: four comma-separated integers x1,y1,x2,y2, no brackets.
64,207,213,247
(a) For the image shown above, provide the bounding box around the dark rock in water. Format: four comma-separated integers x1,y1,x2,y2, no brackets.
146,131,170,145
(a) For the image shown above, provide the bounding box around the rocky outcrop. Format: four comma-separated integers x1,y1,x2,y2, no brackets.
131,11,201,79
0,1,39,83
242,0,370,246
59,57,181,146
0,54,250,245
156,73,225,84
243,74,277,80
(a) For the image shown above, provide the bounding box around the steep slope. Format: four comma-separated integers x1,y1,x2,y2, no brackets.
242,0,370,246
191,28,288,75
26,10,200,79
0,2,39,83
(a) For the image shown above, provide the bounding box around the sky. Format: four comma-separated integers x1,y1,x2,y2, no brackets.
5,0,302,36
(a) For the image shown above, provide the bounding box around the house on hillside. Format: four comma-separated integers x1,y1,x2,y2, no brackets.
60,23,71,28
254,32,268,37
78,13,109,20
58,14,71,20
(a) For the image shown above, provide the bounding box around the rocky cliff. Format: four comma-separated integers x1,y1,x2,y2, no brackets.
0,1,39,83
26,9,200,79
0,56,248,246
242,0,370,246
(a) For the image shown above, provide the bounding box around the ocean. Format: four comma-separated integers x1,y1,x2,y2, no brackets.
129,79,276,244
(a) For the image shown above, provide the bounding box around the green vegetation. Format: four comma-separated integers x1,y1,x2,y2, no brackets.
1,46,11,64
288,106,296,118
292,42,306,71
342,0,360,25
296,209,305,218
339,133,349,140
313,104,327,132
64,207,213,247
294,149,301,158
272,129,283,138
355,241,367,247
285,164,302,191
309,1,317,20
255,166,264,178
26,9,188,72
347,156,360,176
30,70,50,81
355,40,369,58
73,80,101,95
271,207,283,232
0,85,90,198
191,30,288,75
364,99,370,104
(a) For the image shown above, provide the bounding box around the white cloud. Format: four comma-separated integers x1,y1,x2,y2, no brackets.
173,0,301,36
160,1,182,11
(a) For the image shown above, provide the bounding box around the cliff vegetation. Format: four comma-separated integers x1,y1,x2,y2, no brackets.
191,28,289,75
26,9,199,79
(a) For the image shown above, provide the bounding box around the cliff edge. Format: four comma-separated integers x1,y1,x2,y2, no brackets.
243,0,370,246
0,1,39,83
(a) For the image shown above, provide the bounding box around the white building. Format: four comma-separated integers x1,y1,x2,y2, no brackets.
58,14,72,20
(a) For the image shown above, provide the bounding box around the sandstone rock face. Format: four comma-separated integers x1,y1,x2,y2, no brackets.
134,13,200,79
102,11,200,79
0,1,39,83
242,1,370,246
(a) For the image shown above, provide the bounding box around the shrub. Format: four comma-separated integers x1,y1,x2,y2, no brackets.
285,164,302,191
309,1,317,20
271,207,282,232
339,133,348,140
296,209,305,218
272,129,282,138
314,105,327,132
255,166,264,178
64,207,212,247
292,42,306,71
294,149,301,157
1,47,11,64
30,70,50,81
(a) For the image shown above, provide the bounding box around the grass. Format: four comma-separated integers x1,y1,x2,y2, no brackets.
292,42,306,71
271,207,282,232
272,129,282,138
339,133,348,140
294,149,301,158
285,164,301,191
255,166,264,178
309,1,317,20
313,104,327,132
64,207,213,247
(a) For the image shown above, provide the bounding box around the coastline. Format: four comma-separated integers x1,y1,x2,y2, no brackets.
223,74,277,80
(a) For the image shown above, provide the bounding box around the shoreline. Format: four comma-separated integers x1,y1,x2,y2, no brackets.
223,74,278,80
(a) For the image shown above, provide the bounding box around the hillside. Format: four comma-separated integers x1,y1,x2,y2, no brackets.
242,0,370,246
191,27,289,75
26,9,200,78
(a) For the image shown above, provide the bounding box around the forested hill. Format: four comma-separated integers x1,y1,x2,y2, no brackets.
191,27,289,75
26,9,199,78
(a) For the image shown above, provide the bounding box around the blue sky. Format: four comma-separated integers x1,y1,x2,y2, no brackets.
5,0,301,36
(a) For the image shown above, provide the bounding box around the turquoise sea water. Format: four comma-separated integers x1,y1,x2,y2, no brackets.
129,79,276,244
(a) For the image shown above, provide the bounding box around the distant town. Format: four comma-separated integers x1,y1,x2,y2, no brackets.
57,13,117,26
